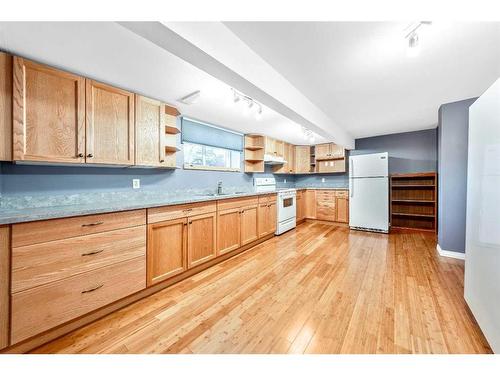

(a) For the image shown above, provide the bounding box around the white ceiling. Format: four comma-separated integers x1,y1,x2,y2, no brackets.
224,22,500,138
0,22,326,145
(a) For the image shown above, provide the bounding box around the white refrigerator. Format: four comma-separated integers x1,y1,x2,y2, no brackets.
349,152,389,233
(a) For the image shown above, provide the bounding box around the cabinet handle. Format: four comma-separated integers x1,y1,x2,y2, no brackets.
183,208,193,212
188,221,192,224
78,153,84,158
87,153,93,158
160,159,165,163
81,249,104,257
81,221,104,227
81,284,104,294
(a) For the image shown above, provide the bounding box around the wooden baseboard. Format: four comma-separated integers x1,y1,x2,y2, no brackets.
304,219,349,227
1,233,274,354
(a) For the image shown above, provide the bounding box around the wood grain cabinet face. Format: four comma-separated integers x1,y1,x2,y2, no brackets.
0,227,10,350
258,202,276,237
268,202,277,234
187,212,217,268
241,205,259,245
0,52,12,161
316,199,336,221
217,208,241,255
147,218,187,286
86,80,135,165
295,146,311,174
304,190,317,219
135,95,165,167
336,197,349,223
296,192,305,222
12,57,86,163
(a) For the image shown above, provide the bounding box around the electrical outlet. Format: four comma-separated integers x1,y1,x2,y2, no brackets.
132,179,140,189
321,177,325,183
284,179,287,184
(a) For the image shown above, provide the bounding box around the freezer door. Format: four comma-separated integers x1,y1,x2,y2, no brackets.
349,177,389,232
349,152,389,178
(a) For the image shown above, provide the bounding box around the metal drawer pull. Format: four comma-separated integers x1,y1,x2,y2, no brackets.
183,208,193,212
81,221,104,227
81,249,104,257
81,284,104,294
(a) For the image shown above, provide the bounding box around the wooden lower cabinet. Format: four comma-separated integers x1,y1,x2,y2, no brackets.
336,197,349,223
304,190,317,219
147,218,188,286
316,199,336,221
241,205,259,246
11,256,146,344
217,208,241,255
296,191,305,222
187,212,217,268
0,227,9,350
258,201,277,237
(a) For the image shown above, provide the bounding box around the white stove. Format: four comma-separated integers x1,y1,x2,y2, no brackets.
254,178,296,235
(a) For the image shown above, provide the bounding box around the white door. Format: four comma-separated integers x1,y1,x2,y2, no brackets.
349,177,389,232
350,153,388,178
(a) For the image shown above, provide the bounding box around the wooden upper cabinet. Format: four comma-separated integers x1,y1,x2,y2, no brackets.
315,144,331,160
295,145,311,174
12,57,86,163
135,95,165,167
187,212,217,269
86,80,134,165
315,143,345,161
0,52,12,161
147,218,187,286
241,204,258,246
275,140,284,158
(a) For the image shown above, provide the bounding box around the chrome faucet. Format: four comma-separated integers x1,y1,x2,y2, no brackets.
217,181,223,195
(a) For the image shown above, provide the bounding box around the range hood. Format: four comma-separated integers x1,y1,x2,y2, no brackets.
264,154,285,165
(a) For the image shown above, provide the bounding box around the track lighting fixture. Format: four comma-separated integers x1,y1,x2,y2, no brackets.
404,21,431,57
231,88,263,120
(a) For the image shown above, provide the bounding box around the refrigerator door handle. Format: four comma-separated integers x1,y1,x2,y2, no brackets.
350,179,354,197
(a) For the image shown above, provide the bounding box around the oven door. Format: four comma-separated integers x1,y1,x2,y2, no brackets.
278,194,296,222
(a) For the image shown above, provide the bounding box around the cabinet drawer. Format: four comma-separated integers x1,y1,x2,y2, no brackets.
12,209,146,247
335,190,349,198
148,202,216,223
316,191,336,200
258,194,277,204
12,226,146,293
11,256,146,344
217,196,259,211
316,200,336,221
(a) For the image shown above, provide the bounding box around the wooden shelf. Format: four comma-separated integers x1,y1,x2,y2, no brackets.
165,145,180,153
392,184,435,188
392,199,435,203
245,158,264,162
165,125,180,135
392,212,435,218
245,146,264,151
390,172,437,233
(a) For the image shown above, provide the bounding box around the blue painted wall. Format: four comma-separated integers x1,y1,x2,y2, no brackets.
350,129,438,174
437,98,477,254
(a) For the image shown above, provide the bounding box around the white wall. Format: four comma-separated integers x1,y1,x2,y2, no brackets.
464,77,500,353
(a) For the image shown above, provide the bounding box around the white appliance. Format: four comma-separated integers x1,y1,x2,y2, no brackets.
263,154,285,165
253,177,296,235
349,152,389,233
464,78,500,353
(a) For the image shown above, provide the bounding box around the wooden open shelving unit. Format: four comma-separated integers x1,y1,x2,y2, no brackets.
390,172,437,232
163,105,181,168
244,134,265,172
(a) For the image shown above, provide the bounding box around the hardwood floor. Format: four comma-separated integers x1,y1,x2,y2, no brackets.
32,222,492,354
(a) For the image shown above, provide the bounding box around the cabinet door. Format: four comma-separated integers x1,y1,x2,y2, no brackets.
331,144,345,158
217,208,241,255
86,80,135,165
267,202,277,234
258,203,269,238
316,199,336,221
275,140,284,157
295,146,311,173
147,218,187,286
187,212,217,268
12,57,85,163
241,205,258,245
288,145,296,173
304,190,317,219
135,95,165,167
265,137,275,156
296,194,304,222
1,52,12,161
336,197,349,223
273,142,289,174
315,144,330,160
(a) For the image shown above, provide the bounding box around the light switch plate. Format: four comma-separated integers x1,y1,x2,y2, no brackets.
284,179,287,184
321,178,325,183
132,179,140,189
